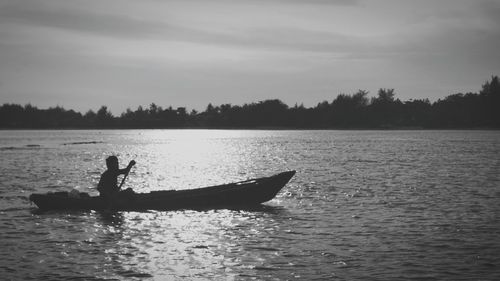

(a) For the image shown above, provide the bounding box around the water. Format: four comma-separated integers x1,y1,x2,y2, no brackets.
1,130,499,280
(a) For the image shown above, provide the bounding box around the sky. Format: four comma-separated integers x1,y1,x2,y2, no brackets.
1,0,499,115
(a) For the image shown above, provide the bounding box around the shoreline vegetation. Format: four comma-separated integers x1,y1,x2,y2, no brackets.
1,76,499,130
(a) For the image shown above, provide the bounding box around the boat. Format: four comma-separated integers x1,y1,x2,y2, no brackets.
29,171,296,211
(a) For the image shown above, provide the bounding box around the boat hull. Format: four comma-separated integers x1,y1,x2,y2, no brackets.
29,171,295,211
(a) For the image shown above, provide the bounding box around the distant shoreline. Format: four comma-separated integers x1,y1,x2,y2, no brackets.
1,127,499,131
1,76,499,130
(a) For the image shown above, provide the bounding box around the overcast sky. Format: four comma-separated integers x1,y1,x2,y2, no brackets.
1,0,499,114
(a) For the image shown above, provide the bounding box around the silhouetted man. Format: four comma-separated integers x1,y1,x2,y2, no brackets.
98,156,136,200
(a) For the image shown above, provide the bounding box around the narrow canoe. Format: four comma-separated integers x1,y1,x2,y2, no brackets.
29,171,296,211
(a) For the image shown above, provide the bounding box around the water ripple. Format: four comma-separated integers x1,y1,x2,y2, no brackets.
1,130,500,280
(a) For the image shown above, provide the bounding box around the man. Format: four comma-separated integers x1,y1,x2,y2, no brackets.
98,156,136,199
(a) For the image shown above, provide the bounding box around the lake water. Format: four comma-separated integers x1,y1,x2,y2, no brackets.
0,130,499,280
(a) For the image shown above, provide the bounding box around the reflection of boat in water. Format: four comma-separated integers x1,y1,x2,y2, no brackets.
29,171,296,211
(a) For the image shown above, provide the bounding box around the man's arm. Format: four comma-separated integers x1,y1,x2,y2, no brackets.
118,160,136,174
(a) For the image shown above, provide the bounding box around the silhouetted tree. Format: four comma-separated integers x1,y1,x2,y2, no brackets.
95,106,114,127
370,88,403,127
479,76,500,127
1,75,499,129
402,99,432,127
0,104,24,127
329,90,369,127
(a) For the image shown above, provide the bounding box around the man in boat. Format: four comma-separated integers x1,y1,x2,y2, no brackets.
98,156,136,200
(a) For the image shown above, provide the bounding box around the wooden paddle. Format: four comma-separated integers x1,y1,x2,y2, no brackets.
118,160,136,190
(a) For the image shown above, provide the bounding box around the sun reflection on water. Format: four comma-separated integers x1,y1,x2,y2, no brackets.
115,130,289,193
57,130,296,279
83,209,286,280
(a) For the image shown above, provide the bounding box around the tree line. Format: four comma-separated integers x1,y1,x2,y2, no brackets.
1,76,499,129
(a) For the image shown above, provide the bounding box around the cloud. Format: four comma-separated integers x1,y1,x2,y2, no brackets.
0,1,170,39
0,0,382,59
0,0,375,70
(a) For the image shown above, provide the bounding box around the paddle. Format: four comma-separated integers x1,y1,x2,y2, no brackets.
118,160,136,190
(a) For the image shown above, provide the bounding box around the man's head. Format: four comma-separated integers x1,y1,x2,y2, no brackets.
106,156,119,170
